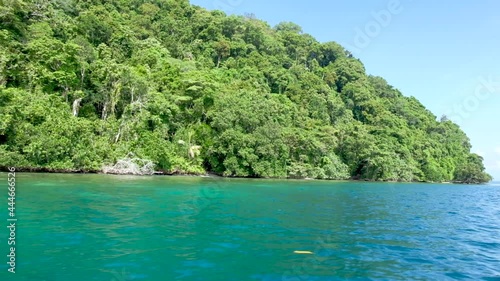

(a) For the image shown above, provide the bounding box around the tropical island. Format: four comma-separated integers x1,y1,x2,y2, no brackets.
0,0,492,184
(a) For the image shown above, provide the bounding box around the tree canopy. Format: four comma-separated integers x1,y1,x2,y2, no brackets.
0,0,492,183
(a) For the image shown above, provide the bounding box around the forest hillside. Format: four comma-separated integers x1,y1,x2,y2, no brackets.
0,0,492,183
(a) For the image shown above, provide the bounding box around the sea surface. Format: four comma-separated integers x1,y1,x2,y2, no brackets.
1,174,499,281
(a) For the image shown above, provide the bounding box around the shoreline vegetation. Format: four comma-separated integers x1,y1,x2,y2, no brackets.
0,166,488,185
0,0,492,184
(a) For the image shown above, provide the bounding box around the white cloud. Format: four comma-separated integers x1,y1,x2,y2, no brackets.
495,147,500,155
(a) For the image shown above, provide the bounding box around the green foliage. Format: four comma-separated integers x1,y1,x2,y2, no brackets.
453,154,492,184
0,0,491,183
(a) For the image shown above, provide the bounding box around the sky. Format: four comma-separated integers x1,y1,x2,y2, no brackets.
190,0,500,180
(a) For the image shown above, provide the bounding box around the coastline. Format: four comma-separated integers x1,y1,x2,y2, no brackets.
0,166,490,185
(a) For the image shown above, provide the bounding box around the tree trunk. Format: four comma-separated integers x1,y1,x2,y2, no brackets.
102,102,108,120
72,98,82,116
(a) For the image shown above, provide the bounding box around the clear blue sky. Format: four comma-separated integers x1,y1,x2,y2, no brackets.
191,0,500,179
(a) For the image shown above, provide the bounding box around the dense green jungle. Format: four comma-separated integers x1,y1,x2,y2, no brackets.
0,0,492,183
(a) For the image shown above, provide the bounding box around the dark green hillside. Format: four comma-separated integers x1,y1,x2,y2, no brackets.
0,0,492,183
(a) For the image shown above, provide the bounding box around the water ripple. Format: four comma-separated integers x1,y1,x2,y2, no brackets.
7,174,500,281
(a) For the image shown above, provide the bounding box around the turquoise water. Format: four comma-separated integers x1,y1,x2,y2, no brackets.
1,174,499,280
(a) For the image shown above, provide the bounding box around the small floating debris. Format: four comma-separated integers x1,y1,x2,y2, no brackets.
294,251,313,254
